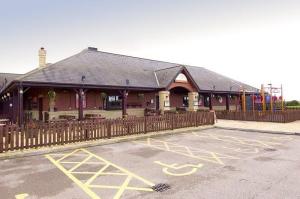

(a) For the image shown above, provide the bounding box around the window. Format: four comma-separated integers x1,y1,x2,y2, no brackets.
76,93,86,108
183,96,189,107
107,95,122,110
204,96,210,107
175,73,188,82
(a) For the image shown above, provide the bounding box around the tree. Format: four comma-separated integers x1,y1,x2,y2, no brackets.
286,100,300,106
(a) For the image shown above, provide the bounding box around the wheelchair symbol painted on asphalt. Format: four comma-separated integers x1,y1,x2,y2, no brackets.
15,193,29,199
154,161,203,176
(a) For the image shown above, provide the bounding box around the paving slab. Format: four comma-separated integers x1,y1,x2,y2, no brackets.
215,119,300,135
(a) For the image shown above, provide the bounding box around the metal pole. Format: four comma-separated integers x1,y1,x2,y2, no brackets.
281,84,284,111
270,84,273,112
252,93,255,113
261,84,266,113
242,89,246,113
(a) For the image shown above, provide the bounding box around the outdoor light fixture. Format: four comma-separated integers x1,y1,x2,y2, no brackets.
19,89,23,94
9,103,12,107
81,75,86,83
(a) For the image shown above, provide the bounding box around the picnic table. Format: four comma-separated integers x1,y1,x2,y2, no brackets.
85,114,106,121
58,115,76,121
0,119,10,125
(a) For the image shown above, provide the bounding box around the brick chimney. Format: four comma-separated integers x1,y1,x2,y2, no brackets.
38,47,46,67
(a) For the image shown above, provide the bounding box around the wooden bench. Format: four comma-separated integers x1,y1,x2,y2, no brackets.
58,115,76,121
85,114,106,121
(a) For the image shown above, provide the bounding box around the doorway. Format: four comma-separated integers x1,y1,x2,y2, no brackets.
38,97,43,121
155,95,159,110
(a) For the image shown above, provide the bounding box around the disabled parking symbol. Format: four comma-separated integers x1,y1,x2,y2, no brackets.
15,193,29,199
154,161,203,176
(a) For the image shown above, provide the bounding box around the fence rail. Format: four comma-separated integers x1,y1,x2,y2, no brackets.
0,111,214,153
216,110,300,123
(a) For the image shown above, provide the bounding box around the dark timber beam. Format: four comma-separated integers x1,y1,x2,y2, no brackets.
122,90,128,118
226,94,230,111
78,89,84,120
18,85,24,127
209,93,213,110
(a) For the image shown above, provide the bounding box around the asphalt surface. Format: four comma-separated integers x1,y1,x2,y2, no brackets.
1,128,300,199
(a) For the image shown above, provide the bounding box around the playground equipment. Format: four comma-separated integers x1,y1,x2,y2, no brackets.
240,84,284,112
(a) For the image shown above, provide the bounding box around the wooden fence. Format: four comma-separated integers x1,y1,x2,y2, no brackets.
0,111,214,153
216,110,300,123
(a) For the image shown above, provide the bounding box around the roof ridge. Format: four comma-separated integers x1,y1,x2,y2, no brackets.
155,65,183,72
91,49,184,67
0,72,23,75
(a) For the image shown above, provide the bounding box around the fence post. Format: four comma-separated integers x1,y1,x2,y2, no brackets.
0,126,3,153
144,116,147,133
107,120,111,138
171,114,174,130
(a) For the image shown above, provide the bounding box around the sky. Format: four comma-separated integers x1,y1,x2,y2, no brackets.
0,0,299,100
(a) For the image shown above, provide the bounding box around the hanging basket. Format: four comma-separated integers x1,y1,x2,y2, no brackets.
48,90,56,100
100,92,107,100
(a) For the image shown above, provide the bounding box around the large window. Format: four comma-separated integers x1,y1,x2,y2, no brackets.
204,96,210,107
183,96,189,107
107,95,122,110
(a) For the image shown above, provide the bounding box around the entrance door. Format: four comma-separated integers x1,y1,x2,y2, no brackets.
156,96,159,110
38,97,43,121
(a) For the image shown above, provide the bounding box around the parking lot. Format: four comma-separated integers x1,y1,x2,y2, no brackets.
1,128,300,199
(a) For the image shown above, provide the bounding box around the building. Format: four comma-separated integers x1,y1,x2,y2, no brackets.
0,47,258,125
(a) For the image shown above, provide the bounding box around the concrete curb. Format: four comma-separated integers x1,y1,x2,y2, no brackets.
0,125,214,160
215,126,299,136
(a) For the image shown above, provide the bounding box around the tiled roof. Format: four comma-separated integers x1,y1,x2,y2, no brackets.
3,48,258,93
0,73,22,92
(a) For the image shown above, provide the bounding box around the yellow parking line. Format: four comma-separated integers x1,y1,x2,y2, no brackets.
15,193,29,199
114,176,132,199
82,149,155,187
89,185,153,192
46,148,155,199
192,132,281,148
72,171,97,174
154,161,203,176
134,138,239,165
69,155,92,172
56,149,81,162
45,154,101,199
61,161,104,165
85,164,110,185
